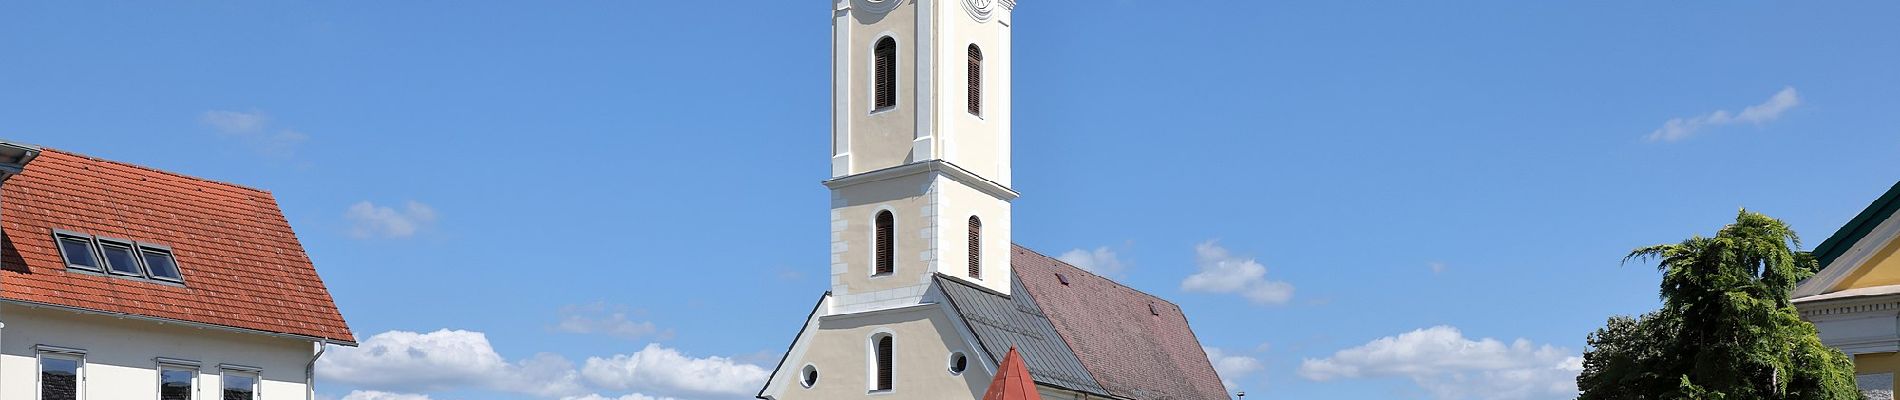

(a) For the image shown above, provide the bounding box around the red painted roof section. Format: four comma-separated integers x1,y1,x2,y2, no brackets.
1013,245,1229,400
0,148,354,344
984,347,1042,400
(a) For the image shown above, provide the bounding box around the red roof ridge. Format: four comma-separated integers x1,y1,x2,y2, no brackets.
41,147,274,196
1008,243,1184,309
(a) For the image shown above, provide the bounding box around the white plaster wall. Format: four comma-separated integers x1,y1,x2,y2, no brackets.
830,171,939,306
772,305,990,399
838,0,925,175
936,0,1011,185
0,303,316,400
933,173,1012,295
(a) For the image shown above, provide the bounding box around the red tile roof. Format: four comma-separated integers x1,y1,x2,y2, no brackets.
1,148,354,344
1013,245,1230,400
983,347,1043,400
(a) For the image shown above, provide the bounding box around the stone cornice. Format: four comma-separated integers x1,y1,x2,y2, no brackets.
1796,293,1900,319
824,160,1021,201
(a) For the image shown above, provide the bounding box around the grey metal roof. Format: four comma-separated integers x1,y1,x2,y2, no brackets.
935,274,1110,396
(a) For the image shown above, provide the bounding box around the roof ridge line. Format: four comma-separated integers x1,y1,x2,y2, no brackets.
43,147,275,195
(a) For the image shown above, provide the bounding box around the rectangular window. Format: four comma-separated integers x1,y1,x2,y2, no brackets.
38,351,83,400
159,362,197,400
141,245,183,282
97,239,145,277
55,233,102,272
221,369,259,400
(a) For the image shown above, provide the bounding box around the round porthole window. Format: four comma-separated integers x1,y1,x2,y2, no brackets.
801,364,819,388
949,352,969,375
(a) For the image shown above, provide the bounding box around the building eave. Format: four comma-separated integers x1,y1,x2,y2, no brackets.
0,298,357,347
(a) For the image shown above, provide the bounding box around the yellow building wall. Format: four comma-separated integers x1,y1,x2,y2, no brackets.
1831,236,1900,292
1855,352,1900,389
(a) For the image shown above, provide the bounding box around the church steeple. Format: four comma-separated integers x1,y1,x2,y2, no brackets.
826,0,1018,312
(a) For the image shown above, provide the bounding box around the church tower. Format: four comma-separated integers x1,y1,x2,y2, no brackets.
826,0,1017,313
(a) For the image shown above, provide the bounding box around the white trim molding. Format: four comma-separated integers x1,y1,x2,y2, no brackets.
823,160,1020,201
1796,208,1900,298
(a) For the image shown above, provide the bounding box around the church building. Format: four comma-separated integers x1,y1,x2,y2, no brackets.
757,1,1231,399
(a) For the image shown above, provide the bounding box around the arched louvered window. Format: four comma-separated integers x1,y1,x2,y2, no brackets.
967,216,981,278
966,44,982,115
874,211,894,275
874,335,894,391
874,37,898,110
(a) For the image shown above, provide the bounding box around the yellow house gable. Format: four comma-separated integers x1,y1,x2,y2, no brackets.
1830,234,1900,293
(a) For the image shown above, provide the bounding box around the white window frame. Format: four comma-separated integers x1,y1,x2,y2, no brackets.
866,330,895,394
219,365,263,400
35,345,87,400
156,358,201,400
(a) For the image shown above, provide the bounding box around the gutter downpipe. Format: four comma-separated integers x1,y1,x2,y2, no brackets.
306,342,327,400
0,140,42,390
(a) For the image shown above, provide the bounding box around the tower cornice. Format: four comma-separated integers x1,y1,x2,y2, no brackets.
823,160,1020,201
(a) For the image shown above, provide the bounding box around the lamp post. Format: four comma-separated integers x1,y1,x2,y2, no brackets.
1236,391,1245,400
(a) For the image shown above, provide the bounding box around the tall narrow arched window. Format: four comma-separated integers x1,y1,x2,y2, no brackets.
874,37,898,111
967,216,981,278
874,211,894,275
966,45,982,115
874,335,894,391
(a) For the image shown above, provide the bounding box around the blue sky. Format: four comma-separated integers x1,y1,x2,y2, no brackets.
5,1,1900,399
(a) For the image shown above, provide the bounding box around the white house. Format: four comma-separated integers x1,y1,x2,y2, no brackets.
0,141,355,400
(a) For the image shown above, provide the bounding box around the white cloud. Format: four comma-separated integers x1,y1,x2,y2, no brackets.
200,109,309,157
1180,241,1294,305
346,201,438,239
202,110,270,134
316,329,586,397
1058,246,1129,277
581,343,771,398
1298,326,1582,400
1204,347,1263,392
553,303,673,341
340,391,433,400
1647,86,1800,142
562,394,678,400
319,329,768,400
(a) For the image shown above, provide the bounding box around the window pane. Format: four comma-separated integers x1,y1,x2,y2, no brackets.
40,357,79,400
143,249,183,281
57,236,100,270
99,242,144,276
160,368,194,400
223,372,257,400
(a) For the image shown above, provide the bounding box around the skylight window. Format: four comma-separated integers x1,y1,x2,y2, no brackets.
141,246,183,282
51,230,185,285
98,239,145,277
55,232,101,271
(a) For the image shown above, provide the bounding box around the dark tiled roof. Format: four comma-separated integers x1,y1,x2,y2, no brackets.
0,148,354,343
936,274,1108,396
1013,245,1230,400
1813,181,1900,269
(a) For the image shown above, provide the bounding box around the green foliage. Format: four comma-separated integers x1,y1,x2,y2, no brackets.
1577,210,1860,400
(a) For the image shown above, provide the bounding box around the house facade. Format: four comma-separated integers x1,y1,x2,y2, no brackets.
757,1,1230,398
0,141,354,400
1794,181,1900,397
